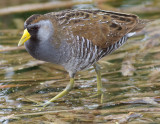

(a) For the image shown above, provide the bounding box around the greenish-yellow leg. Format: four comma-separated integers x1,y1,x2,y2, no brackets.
93,63,104,103
42,78,75,107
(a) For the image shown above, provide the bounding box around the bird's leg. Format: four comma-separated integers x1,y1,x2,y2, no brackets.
93,63,104,103
39,77,75,107
93,63,102,95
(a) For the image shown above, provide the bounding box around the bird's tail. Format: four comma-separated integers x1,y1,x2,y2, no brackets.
130,19,152,32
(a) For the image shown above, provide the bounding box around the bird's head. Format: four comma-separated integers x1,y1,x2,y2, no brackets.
18,14,54,46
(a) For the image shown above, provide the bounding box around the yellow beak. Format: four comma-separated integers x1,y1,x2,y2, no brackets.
18,29,31,46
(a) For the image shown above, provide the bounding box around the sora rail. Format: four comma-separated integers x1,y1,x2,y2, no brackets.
18,9,148,106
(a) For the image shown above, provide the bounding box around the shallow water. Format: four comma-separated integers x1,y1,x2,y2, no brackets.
1,0,160,123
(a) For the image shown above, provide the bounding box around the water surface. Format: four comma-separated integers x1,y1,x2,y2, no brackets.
0,0,160,123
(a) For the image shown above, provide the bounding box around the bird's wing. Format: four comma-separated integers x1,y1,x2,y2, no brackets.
51,10,143,49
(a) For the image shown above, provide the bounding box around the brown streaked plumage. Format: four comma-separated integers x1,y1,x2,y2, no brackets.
18,9,149,107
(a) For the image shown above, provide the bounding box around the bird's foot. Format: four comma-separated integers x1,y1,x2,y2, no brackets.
31,101,53,111
34,101,52,110
26,98,51,109
90,91,104,103
25,97,42,105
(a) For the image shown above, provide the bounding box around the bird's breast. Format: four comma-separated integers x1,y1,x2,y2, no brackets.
24,39,63,65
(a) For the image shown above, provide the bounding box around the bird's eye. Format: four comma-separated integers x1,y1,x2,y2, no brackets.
31,25,39,30
29,25,39,31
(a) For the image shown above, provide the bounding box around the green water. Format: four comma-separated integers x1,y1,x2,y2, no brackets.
0,0,160,123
